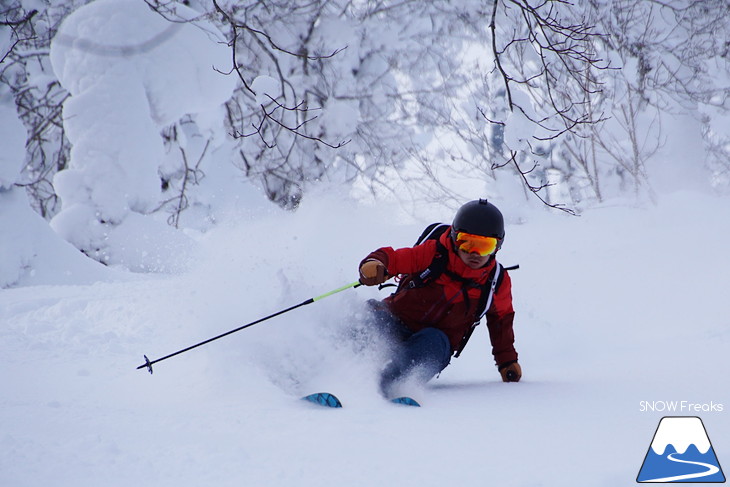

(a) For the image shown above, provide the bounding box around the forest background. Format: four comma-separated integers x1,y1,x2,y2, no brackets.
2,0,728,285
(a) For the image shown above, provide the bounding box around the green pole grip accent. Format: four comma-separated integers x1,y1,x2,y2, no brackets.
312,280,361,301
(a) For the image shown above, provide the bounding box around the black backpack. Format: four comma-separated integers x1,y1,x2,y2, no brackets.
392,223,517,357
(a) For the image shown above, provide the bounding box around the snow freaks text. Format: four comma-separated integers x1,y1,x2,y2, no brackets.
639,401,724,413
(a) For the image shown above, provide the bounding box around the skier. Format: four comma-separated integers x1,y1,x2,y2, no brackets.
358,199,520,397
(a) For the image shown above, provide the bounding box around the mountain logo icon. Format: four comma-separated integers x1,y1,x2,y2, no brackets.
637,416,726,483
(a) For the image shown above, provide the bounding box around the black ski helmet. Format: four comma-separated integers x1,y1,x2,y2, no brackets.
451,199,505,249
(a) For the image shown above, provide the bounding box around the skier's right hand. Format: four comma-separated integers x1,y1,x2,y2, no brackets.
499,361,522,382
359,259,389,286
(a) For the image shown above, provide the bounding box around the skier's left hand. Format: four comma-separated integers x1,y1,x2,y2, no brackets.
499,361,522,382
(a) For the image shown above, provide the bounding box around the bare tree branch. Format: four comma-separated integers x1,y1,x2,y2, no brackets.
506,150,578,214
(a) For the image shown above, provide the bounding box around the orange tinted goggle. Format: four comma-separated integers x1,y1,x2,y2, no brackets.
455,232,499,257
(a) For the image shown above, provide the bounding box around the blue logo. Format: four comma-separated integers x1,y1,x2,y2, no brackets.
637,416,725,483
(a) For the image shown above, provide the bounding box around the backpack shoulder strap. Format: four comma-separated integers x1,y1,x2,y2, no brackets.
394,223,450,292
404,239,449,290
453,261,504,358
477,262,503,321
415,223,450,246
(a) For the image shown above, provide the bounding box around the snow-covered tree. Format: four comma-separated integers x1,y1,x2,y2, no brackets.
2,0,729,280
193,0,475,209
1,1,89,218
47,0,236,270
556,0,730,204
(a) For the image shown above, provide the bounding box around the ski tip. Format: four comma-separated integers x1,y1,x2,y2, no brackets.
302,392,343,408
390,396,421,407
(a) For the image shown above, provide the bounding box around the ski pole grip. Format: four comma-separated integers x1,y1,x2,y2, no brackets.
312,280,361,301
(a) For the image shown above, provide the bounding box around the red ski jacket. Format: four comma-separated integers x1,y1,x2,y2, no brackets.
362,228,517,367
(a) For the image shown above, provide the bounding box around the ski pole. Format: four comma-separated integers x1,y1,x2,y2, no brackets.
137,280,362,374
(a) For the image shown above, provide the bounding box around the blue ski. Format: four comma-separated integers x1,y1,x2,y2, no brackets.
390,396,421,407
302,392,342,408
302,392,420,408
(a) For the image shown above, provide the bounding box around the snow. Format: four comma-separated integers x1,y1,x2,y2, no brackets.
0,187,117,287
251,75,280,106
503,88,536,151
320,99,359,140
2,189,729,486
648,112,711,194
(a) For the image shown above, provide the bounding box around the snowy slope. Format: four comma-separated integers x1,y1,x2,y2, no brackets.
1,190,729,487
